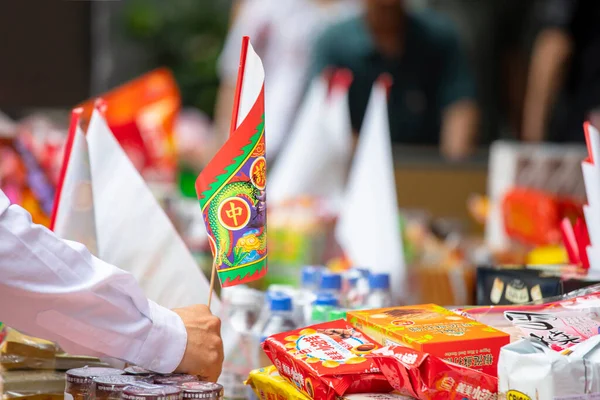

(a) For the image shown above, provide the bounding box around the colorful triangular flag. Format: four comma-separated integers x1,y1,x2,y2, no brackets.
195,37,267,288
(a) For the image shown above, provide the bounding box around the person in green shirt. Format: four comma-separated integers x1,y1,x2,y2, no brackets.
310,0,479,160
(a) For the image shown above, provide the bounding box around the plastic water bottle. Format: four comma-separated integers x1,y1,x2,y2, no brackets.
328,309,348,321
260,293,297,342
343,270,361,309
301,265,323,291
320,271,342,300
311,293,339,324
366,273,393,308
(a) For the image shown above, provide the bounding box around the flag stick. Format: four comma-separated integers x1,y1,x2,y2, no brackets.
207,258,217,309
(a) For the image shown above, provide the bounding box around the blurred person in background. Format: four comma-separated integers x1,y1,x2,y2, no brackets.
214,0,362,161
522,0,600,143
424,0,535,143
310,0,479,160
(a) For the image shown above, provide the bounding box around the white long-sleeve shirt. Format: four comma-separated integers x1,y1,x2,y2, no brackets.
0,189,187,373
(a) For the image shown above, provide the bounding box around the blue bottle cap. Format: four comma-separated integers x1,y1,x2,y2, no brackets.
369,273,390,290
320,271,342,290
314,292,339,307
355,268,370,278
302,266,322,287
270,293,293,312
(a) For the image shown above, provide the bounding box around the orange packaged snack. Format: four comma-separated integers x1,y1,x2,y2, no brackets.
347,304,509,376
261,320,393,400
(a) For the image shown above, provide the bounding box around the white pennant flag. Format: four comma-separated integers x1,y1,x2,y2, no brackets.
269,70,353,207
52,109,219,311
335,77,406,299
52,110,98,256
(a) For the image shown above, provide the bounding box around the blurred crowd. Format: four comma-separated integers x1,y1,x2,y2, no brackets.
210,0,600,162
3,0,600,168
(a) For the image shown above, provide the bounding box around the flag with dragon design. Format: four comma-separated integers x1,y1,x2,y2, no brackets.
195,37,267,287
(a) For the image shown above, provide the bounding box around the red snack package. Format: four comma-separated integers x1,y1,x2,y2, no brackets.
371,346,498,400
262,320,393,400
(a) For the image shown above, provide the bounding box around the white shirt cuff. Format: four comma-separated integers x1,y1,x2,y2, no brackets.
134,300,187,373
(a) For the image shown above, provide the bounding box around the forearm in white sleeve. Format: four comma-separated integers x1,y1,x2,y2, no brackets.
0,190,187,373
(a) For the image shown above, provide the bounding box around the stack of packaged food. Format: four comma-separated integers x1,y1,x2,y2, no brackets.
63,367,223,400
243,283,600,400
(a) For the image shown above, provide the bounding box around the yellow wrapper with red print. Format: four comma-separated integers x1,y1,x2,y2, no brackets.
245,365,310,400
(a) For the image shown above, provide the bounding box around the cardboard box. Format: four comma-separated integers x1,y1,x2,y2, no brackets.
347,304,509,376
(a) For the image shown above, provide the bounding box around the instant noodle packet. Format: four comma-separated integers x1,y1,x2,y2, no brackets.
245,365,311,400
347,304,509,376
261,320,393,400
371,345,498,400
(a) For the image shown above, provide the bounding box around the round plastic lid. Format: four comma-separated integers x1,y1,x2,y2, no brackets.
269,293,292,312
301,265,322,286
67,367,125,383
320,271,342,290
355,268,370,278
125,366,154,376
154,374,198,385
122,383,181,400
314,293,338,307
94,375,139,391
180,381,224,398
369,273,390,289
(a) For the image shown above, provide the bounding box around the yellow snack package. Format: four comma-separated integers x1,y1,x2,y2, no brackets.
245,365,310,400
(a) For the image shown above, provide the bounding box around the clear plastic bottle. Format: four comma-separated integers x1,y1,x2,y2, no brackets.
260,293,297,342
343,270,361,309
319,271,342,301
301,265,323,291
366,273,393,308
310,293,338,324
219,286,263,400
328,309,348,321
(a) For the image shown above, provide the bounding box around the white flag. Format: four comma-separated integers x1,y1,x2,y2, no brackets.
335,79,406,298
52,123,98,256
53,109,219,311
269,70,353,207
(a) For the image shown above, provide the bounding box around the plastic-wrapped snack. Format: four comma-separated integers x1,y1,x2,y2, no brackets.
121,382,182,400
262,320,393,400
498,336,600,398
341,394,416,399
347,305,508,376
153,374,198,385
65,367,124,400
93,375,140,400
456,284,600,351
371,346,498,400
245,365,311,400
179,382,224,400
